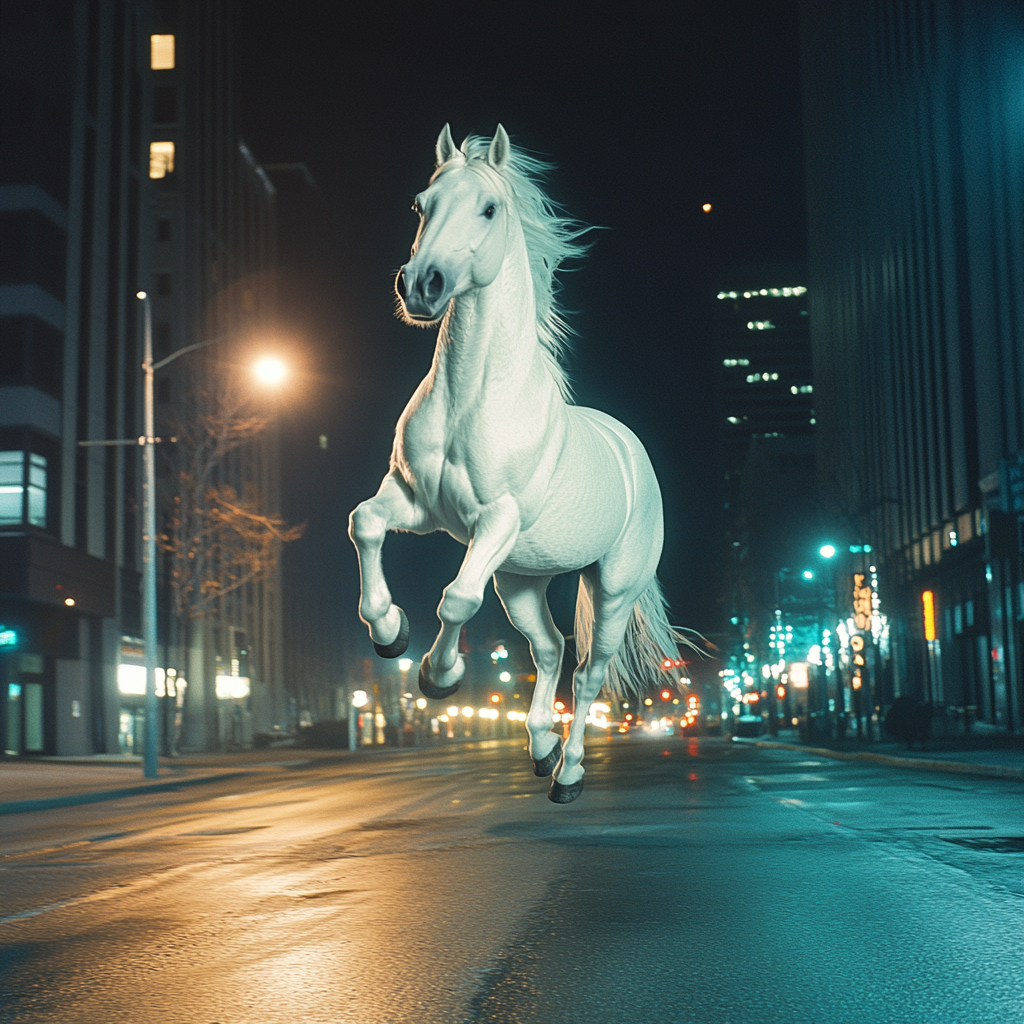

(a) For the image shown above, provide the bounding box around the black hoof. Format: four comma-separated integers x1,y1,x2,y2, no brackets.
372,607,409,659
548,777,584,804
532,737,563,778
418,660,460,701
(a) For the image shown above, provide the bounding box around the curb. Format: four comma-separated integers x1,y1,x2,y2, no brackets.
734,738,1024,781
0,770,252,816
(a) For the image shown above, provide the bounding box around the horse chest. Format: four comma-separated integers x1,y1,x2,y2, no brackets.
397,409,485,524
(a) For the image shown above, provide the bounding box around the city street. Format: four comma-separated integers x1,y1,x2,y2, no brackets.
1,737,1021,1023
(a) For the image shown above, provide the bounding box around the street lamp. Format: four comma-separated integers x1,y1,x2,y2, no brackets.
134,291,286,777
397,656,413,745
350,688,369,751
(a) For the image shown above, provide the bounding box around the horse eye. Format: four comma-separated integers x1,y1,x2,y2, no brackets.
484,204,496,219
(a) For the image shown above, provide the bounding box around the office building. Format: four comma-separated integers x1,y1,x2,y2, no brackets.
1,0,285,756
800,0,1023,730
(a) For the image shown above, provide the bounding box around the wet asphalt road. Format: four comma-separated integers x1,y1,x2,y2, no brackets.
1,736,1022,1024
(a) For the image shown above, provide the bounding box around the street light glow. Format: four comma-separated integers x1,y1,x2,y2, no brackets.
254,356,287,385
398,657,413,672
819,544,837,558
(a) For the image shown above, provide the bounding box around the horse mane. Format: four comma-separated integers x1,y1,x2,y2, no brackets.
460,133,593,401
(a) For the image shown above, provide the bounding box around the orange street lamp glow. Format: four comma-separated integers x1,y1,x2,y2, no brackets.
702,203,712,213
254,356,287,385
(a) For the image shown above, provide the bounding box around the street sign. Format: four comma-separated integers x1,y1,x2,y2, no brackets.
852,574,872,631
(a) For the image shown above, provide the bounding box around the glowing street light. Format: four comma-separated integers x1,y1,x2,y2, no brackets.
819,544,837,559
253,355,287,385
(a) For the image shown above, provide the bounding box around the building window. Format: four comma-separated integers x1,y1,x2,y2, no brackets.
154,322,172,357
153,86,177,123
149,141,175,179
0,450,47,529
150,34,175,70
0,315,63,397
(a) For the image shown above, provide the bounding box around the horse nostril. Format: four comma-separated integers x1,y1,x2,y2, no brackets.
425,269,445,303
396,269,408,300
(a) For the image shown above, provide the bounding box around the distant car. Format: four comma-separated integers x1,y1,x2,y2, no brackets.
734,714,763,738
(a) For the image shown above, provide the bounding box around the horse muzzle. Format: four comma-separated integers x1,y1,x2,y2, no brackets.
396,263,452,322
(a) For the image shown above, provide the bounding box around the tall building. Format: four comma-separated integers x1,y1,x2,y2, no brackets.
800,0,1024,731
0,0,286,757
714,263,820,714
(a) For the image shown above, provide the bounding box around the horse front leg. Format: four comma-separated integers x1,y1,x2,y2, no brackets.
349,472,432,657
493,571,564,774
419,496,521,699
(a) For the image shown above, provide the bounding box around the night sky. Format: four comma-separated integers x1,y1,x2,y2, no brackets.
236,3,807,660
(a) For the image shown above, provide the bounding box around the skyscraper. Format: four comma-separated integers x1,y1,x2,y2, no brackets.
0,0,286,756
800,0,1023,731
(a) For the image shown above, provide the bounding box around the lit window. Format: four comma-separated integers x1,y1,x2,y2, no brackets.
0,451,22,524
151,34,175,70
0,451,47,528
149,141,175,179
746,320,776,331
789,384,813,394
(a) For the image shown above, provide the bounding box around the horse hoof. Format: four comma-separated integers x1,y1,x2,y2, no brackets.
372,608,409,659
548,777,584,804
532,737,562,778
418,661,460,700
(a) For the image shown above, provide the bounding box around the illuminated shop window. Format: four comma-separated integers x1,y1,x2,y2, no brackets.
151,34,175,70
722,358,750,367
0,451,47,528
789,384,814,394
746,372,779,383
149,141,175,179
746,320,776,331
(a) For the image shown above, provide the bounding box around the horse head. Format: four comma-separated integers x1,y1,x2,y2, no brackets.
396,124,514,324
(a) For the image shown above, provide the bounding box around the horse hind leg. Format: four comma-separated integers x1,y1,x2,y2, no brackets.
493,571,564,775
549,576,637,804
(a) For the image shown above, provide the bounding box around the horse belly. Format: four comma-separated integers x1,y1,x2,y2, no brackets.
500,420,630,575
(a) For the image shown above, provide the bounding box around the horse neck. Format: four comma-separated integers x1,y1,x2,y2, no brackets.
433,233,553,403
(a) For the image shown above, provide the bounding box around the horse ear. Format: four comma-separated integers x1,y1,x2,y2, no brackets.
487,124,510,170
435,124,458,168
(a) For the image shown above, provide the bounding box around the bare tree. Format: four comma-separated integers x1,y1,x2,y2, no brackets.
158,365,303,749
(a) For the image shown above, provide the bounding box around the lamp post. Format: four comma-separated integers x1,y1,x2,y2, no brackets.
350,688,369,751
134,291,286,777
398,656,413,746
140,291,159,778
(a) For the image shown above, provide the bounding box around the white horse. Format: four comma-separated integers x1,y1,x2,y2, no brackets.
349,125,687,802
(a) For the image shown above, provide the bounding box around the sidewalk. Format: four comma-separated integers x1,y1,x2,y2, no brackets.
732,730,1024,781
0,748,345,816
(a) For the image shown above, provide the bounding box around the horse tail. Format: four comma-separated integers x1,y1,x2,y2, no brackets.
574,575,698,699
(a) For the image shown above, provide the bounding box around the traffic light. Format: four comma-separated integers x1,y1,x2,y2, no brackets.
490,693,501,704
776,684,786,700
660,689,672,701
